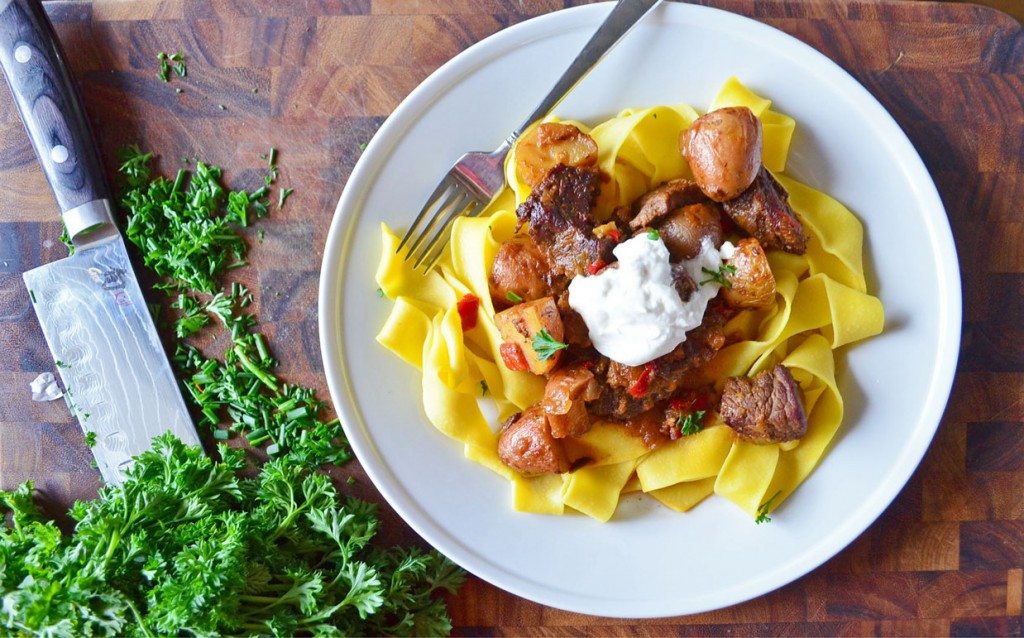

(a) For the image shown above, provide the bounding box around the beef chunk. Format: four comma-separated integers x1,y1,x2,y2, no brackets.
720,364,808,443
721,167,807,254
555,291,592,348
671,262,697,302
588,302,733,419
629,178,708,230
516,164,614,280
655,202,725,261
497,407,570,475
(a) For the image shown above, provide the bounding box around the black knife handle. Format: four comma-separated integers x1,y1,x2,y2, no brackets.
0,0,112,239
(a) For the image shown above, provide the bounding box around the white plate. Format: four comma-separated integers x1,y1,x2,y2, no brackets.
319,2,960,618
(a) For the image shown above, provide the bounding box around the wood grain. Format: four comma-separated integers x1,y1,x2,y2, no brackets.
0,0,1021,635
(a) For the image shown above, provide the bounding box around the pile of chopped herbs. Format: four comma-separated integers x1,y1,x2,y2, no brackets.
3,147,465,636
0,434,463,636
117,145,349,467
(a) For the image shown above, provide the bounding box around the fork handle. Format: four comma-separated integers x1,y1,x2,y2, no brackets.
503,0,664,148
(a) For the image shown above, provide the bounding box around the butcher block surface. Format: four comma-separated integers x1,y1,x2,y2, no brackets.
0,0,1022,635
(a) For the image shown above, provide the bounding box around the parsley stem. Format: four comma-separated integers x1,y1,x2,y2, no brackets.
234,345,278,392
171,168,187,193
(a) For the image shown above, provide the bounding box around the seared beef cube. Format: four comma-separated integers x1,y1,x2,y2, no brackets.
720,364,808,443
722,167,807,254
516,164,614,280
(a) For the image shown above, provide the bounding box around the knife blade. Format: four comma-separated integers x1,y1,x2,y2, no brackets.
0,0,199,483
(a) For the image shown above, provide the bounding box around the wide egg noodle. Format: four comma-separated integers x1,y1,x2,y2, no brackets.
373,79,884,521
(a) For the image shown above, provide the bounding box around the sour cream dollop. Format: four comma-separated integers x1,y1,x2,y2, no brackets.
568,234,733,367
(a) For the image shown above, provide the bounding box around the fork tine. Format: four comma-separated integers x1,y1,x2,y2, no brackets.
397,179,455,255
417,200,483,271
403,186,462,261
412,193,474,269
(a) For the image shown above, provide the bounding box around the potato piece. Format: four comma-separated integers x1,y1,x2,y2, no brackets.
498,406,569,475
489,236,552,307
680,107,762,202
542,364,600,438
515,122,599,188
657,202,724,261
722,238,776,309
494,297,565,375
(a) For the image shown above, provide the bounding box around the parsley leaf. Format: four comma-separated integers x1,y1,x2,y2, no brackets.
647,228,661,240
755,490,782,525
676,410,706,436
699,264,737,288
532,328,568,362
505,291,523,304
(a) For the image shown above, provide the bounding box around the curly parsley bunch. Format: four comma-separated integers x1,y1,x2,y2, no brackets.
0,434,463,637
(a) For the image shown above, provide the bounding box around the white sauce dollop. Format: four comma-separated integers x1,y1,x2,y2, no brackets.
568,234,733,367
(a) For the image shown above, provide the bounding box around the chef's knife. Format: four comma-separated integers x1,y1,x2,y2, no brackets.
0,0,199,483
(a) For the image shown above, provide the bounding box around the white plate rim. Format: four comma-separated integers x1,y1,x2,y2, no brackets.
318,2,962,618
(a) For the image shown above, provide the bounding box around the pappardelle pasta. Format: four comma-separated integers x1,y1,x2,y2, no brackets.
375,78,884,522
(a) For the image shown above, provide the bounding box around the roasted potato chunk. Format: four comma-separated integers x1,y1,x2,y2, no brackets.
498,406,570,475
542,364,600,438
515,122,599,188
680,107,762,202
722,238,776,309
489,236,552,307
657,202,724,261
494,297,565,375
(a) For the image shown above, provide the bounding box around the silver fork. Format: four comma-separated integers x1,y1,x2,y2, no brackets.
398,0,663,270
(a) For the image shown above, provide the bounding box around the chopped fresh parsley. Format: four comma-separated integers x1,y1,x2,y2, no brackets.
83,430,97,447
755,490,782,524
157,51,186,82
119,146,268,293
505,291,523,304
532,328,568,362
0,435,464,635
676,409,706,436
700,264,737,288
171,293,210,338
647,228,661,240
278,187,294,208
54,359,69,369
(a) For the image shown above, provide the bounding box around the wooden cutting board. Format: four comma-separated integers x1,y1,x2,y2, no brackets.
0,0,1021,635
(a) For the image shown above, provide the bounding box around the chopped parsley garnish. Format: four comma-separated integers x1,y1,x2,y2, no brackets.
171,293,209,338
676,409,706,436
647,228,661,240
29,289,36,303
278,187,294,208
505,291,523,304
118,146,268,293
755,490,782,524
118,146,349,468
83,431,96,447
532,328,568,361
54,359,69,369
157,51,185,82
358,142,367,152
700,264,737,288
